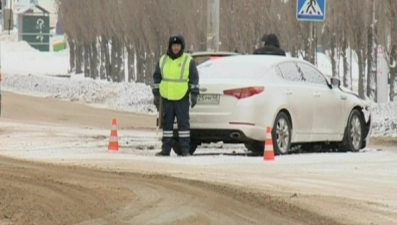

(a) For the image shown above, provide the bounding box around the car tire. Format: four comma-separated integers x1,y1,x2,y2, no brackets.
272,112,292,155
172,141,198,156
340,109,365,152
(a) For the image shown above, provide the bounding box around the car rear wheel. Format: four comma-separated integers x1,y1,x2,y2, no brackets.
340,109,365,152
272,112,292,155
172,141,198,156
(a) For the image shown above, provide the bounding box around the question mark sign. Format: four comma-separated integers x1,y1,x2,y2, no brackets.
36,19,45,43
37,19,44,30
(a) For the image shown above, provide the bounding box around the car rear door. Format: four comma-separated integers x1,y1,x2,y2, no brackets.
296,62,344,141
276,62,315,142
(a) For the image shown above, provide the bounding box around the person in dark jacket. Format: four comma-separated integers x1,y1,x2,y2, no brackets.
152,34,200,157
253,33,286,56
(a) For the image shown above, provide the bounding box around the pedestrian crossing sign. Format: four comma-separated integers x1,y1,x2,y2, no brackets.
296,0,326,22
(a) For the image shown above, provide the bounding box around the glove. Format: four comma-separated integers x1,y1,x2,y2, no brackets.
191,95,197,108
153,95,160,111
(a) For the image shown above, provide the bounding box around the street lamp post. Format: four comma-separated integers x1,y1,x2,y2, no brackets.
206,0,220,52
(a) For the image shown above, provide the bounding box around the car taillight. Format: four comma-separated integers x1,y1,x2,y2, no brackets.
223,86,264,99
209,57,222,60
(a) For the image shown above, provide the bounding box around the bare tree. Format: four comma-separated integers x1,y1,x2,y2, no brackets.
346,1,370,98
55,0,397,103
366,0,378,101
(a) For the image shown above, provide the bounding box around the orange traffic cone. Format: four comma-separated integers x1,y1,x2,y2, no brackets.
108,118,119,153
264,126,275,161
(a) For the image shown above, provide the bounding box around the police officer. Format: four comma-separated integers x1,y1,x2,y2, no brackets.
152,34,200,157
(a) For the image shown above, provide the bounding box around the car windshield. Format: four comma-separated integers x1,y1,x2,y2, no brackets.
197,60,264,79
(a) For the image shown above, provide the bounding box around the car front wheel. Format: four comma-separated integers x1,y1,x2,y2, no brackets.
340,109,365,152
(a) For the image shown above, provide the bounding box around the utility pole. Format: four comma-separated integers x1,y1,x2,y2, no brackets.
0,0,3,117
206,0,220,52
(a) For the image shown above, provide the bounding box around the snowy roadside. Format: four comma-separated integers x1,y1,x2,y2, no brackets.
2,72,397,137
1,73,157,115
1,38,396,137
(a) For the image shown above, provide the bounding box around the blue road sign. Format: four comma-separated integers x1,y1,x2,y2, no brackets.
296,0,326,22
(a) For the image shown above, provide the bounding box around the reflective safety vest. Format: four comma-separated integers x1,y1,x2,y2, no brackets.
159,53,192,100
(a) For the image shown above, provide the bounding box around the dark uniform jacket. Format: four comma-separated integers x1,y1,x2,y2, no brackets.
253,34,286,56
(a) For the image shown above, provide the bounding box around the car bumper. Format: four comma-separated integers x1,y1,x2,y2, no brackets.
173,123,267,144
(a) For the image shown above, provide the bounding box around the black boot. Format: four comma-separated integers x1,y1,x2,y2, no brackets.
155,150,170,156
180,149,191,157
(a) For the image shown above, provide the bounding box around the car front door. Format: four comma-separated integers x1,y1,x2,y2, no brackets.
276,62,315,142
297,63,344,141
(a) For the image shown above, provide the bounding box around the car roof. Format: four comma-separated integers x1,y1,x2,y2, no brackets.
189,51,241,57
201,54,308,68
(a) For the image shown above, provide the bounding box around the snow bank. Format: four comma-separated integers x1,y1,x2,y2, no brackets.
370,102,397,137
1,37,157,115
2,73,157,115
1,32,69,75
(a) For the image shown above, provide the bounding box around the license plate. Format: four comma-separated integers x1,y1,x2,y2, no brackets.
197,94,220,105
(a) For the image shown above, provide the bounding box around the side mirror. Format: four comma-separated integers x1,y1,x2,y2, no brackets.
330,77,341,88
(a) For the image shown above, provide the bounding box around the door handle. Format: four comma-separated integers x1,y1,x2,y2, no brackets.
285,89,292,95
341,95,347,100
313,92,320,97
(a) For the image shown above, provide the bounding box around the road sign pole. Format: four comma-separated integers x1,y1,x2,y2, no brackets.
296,0,325,64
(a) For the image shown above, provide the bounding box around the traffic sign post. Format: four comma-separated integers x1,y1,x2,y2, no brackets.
296,0,326,22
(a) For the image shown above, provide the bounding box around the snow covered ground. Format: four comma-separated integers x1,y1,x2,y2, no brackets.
1,36,396,137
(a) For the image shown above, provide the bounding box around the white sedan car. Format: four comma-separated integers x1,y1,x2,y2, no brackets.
171,55,372,155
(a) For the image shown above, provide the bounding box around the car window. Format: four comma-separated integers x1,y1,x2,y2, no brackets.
277,62,304,82
274,66,284,78
297,63,328,86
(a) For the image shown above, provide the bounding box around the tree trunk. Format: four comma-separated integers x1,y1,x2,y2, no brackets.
75,43,83,74
99,37,108,80
366,27,377,101
390,49,397,101
83,43,90,78
95,37,102,80
110,37,120,82
118,44,125,82
145,52,154,85
341,35,350,89
366,1,377,101
127,45,136,82
357,50,366,99
330,34,337,78
104,39,111,81
90,41,98,79
68,39,76,73
142,48,148,85
136,43,145,83
349,48,353,89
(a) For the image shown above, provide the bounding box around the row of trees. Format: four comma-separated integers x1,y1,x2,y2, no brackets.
56,0,397,102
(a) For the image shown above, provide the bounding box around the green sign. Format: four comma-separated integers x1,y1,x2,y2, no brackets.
22,15,50,52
